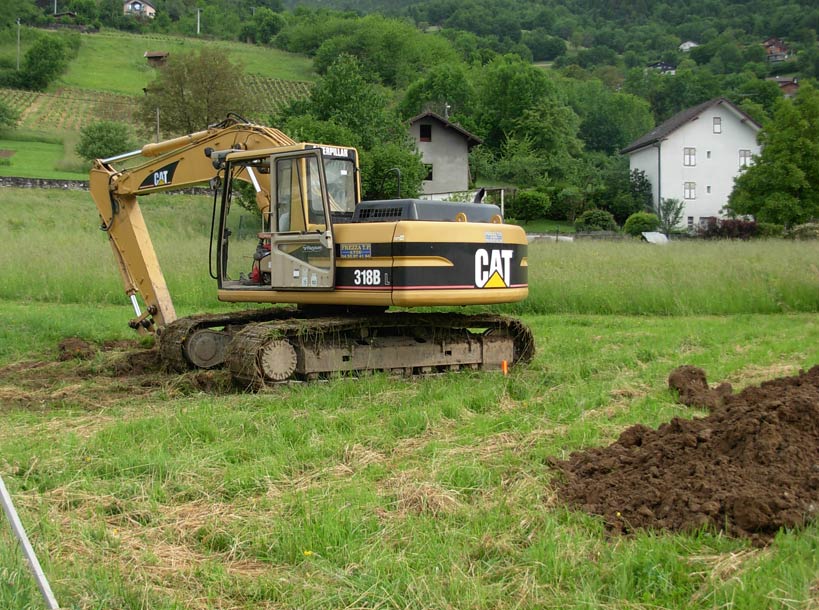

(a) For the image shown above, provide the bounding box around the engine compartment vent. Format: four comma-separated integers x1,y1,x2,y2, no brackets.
356,206,405,221
352,199,502,223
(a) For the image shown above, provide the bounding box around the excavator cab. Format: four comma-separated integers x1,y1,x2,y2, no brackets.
218,146,354,292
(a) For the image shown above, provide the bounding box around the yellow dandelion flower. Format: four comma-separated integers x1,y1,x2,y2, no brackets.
303,550,313,557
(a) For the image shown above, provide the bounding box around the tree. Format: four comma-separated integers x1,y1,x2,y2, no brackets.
16,37,68,91
567,79,655,153
398,63,476,121
359,142,426,200
0,99,19,130
475,55,555,147
630,169,654,211
521,29,566,61
309,14,458,88
252,8,285,44
656,198,685,233
139,48,256,136
727,85,819,227
297,54,403,150
76,121,137,161
512,96,583,182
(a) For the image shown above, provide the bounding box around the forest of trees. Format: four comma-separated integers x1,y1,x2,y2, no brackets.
3,0,819,225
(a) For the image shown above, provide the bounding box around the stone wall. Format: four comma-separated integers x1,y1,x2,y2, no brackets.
0,176,210,195
0,176,89,191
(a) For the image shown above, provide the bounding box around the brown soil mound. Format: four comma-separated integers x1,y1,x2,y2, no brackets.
58,337,97,361
551,365,819,545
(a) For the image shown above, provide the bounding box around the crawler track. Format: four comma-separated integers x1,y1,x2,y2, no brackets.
158,308,534,386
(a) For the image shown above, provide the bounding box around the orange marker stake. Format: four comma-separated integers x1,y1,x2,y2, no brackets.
502,360,508,376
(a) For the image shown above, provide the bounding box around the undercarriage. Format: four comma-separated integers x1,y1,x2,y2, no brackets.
157,308,535,386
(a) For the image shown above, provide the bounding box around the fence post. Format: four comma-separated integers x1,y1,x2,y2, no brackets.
0,474,60,609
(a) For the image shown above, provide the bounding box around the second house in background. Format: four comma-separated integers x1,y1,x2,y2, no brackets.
621,98,761,231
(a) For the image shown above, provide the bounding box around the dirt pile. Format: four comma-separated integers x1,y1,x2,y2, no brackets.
551,365,819,544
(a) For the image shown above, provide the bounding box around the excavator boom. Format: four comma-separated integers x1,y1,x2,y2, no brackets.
89,118,296,331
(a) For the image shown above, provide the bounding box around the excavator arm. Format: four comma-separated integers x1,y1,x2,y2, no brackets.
89,118,295,333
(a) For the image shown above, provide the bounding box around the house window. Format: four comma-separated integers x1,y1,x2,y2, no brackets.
419,124,432,142
687,216,694,229
713,117,722,133
684,182,696,199
683,147,696,166
706,150,711,159
739,149,752,167
706,185,711,194
424,164,433,181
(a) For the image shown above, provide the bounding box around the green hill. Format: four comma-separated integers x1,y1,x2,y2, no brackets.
0,28,315,179
59,29,316,96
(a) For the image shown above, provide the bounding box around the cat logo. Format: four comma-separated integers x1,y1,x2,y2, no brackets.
153,170,169,186
474,248,513,288
139,161,179,190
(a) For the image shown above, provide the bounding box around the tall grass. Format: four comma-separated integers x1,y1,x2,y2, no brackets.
0,188,222,308
1,187,818,315
512,239,819,315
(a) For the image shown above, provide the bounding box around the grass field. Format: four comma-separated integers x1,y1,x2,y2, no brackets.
0,135,86,179
1,187,818,609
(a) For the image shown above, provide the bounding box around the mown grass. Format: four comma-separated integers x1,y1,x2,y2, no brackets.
61,29,315,95
0,138,87,180
1,307,818,608
1,186,819,608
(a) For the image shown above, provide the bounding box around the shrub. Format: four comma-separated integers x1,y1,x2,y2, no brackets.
756,222,784,238
75,121,137,162
785,223,819,240
508,190,550,223
623,212,660,236
0,99,18,130
575,208,618,232
699,218,758,240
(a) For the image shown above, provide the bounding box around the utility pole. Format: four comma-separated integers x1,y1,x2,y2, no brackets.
196,8,201,35
16,19,21,71
53,0,57,15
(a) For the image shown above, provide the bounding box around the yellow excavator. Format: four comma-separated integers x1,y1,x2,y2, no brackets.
89,116,533,384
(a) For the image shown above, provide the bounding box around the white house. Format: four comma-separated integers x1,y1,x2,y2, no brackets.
679,40,699,52
620,98,761,231
409,111,482,195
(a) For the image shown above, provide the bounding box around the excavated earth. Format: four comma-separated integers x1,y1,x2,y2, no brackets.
551,365,819,545
0,339,231,411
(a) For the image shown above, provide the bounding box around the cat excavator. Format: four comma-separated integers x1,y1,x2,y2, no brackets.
89,116,533,385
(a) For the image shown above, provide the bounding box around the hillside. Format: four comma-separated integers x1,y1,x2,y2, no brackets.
58,29,316,95
0,28,315,179
0,77,311,132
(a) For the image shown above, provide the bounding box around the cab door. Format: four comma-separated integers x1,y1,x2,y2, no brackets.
267,149,336,290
